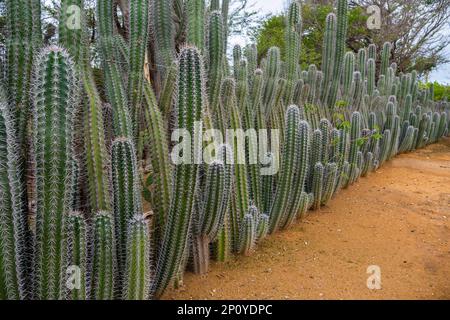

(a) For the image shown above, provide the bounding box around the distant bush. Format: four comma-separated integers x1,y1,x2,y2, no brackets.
420,82,450,101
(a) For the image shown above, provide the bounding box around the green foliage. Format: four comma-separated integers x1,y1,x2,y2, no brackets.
420,82,450,101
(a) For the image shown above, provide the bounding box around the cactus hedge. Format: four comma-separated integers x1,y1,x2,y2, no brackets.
0,0,448,301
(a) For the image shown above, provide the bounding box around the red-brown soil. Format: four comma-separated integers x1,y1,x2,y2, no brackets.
163,138,450,300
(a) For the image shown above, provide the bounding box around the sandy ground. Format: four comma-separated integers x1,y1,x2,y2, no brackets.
163,138,450,300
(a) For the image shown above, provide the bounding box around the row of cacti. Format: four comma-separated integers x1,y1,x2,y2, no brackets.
1,0,449,300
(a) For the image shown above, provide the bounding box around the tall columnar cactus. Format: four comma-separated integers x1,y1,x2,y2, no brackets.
123,215,151,300
346,112,361,187
284,1,302,104
192,159,231,274
379,130,392,165
310,129,323,187
233,45,242,80
312,162,324,210
321,13,337,104
151,0,175,75
58,0,111,213
367,58,376,97
319,119,331,164
83,64,111,212
128,0,150,125
111,138,143,295
91,212,115,300
208,11,225,115
142,81,172,235
97,0,133,139
326,0,348,108
0,90,29,300
282,120,310,230
237,208,258,256
263,47,282,116
398,126,415,154
380,42,391,77
5,0,42,145
357,48,367,80
245,44,258,89
65,212,88,300
269,105,302,233
322,162,338,205
151,47,205,298
342,52,355,102
32,46,78,300
159,61,178,117
214,144,234,261
389,115,401,159
186,0,206,50
223,78,250,234
59,0,87,66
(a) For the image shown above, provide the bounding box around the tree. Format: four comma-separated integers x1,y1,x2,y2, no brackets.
254,3,368,69
350,0,450,75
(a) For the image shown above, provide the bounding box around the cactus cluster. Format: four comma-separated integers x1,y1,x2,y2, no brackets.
0,0,448,301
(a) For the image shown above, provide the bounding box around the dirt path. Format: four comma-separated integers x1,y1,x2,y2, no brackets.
163,138,450,300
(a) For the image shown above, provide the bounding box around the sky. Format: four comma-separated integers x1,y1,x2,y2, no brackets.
230,0,450,83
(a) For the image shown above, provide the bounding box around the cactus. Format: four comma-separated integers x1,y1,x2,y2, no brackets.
208,11,225,116
282,120,310,230
237,210,257,256
284,1,302,105
128,0,150,126
59,0,87,65
151,47,205,297
186,0,206,50
123,215,151,300
346,112,361,188
213,144,234,262
263,47,282,116
269,105,302,233
65,212,88,300
0,89,29,300
192,159,231,274
0,0,448,301
5,0,42,146
322,162,338,205
321,13,337,104
82,66,112,212
380,42,391,76
32,46,78,300
111,138,143,295
326,0,348,108
142,81,172,236
312,162,324,210
151,0,175,75
59,0,111,213
91,212,115,300
223,78,250,238
97,0,133,138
